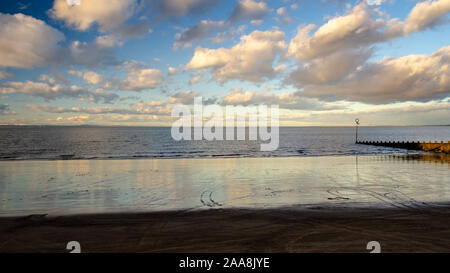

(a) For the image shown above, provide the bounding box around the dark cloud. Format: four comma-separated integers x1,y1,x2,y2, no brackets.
227,0,270,23
298,46,450,104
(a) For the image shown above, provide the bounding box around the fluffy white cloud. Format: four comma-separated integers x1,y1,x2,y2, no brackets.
285,0,450,100
186,30,286,83
402,0,450,34
119,68,164,91
287,0,450,60
299,46,450,104
0,13,64,68
49,0,137,31
82,71,102,85
286,3,386,60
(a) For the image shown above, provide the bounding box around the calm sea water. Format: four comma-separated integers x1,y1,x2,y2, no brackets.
0,126,449,160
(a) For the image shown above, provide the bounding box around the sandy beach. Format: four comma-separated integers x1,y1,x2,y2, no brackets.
1,205,450,253
0,154,449,252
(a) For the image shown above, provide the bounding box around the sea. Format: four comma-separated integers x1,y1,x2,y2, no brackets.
0,126,449,160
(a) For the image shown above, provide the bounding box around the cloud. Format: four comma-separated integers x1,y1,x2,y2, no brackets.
168,91,198,104
121,60,150,71
276,6,292,23
94,35,123,48
27,102,172,116
250,19,263,25
39,73,69,85
49,0,137,31
164,91,204,104
53,115,90,123
189,75,202,84
0,104,15,115
69,70,103,85
286,0,450,60
277,100,450,126
366,0,385,5
174,20,226,49
0,80,118,103
68,39,120,68
119,68,164,91
108,20,153,40
186,30,287,83
0,13,64,68
172,0,271,49
277,7,287,16
298,46,450,104
228,0,270,23
285,0,450,99
69,65,164,92
286,3,386,60
0,71,12,80
174,21,247,49
81,71,102,85
151,0,220,18
221,88,339,110
402,0,450,34
168,67,180,75
288,48,373,85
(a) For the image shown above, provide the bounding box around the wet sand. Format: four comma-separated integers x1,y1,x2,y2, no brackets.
1,154,449,216
1,154,449,252
1,205,450,253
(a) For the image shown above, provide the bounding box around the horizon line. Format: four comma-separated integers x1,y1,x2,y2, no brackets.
1,124,449,127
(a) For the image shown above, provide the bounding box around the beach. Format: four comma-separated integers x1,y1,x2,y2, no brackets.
1,205,450,252
0,154,449,252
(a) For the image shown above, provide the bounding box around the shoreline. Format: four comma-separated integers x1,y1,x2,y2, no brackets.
0,151,446,162
1,205,450,253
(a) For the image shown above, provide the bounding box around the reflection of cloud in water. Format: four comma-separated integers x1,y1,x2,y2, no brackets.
0,154,449,216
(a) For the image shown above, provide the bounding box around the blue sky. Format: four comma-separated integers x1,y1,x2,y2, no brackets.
0,0,449,126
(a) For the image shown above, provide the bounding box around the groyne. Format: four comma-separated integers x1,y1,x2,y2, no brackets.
356,141,450,154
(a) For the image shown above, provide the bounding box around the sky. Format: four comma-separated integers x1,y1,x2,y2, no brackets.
0,0,449,126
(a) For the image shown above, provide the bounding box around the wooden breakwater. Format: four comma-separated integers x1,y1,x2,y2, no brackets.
356,141,450,154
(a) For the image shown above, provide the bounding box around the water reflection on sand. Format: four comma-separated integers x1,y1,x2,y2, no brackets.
0,154,448,216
